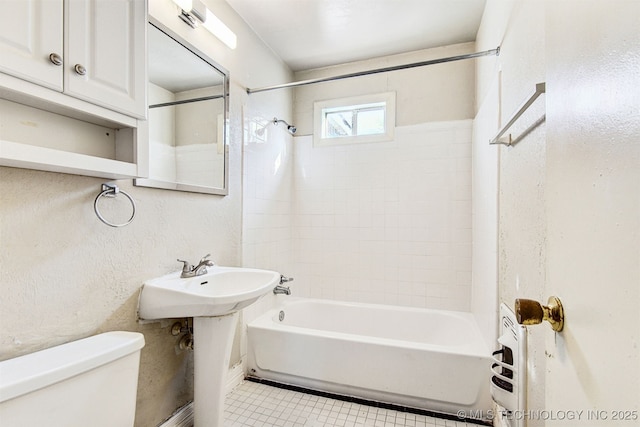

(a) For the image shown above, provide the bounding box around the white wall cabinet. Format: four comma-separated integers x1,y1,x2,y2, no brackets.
0,0,148,179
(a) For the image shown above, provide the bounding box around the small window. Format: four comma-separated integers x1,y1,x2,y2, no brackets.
314,92,395,147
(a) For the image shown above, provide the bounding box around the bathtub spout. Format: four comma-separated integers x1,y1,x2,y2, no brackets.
273,285,291,295
274,275,293,295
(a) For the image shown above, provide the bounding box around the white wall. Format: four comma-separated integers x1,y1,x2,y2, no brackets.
281,43,476,311
0,0,292,425
294,42,477,134
475,1,547,420
475,0,639,424
470,72,499,348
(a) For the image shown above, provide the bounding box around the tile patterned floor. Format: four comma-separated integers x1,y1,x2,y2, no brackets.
223,380,478,427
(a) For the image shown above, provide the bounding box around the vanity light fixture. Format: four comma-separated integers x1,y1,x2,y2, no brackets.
171,0,237,49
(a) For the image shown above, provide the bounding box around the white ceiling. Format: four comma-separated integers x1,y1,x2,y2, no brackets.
226,0,487,72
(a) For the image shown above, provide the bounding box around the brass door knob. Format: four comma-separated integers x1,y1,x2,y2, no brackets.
515,296,564,332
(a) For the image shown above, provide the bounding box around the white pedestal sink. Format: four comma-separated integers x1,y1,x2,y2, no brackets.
138,266,280,426
193,314,237,426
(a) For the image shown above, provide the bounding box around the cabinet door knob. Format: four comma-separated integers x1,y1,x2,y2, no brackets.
74,64,87,76
49,53,63,66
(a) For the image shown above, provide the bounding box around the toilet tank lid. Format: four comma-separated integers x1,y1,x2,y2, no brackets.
0,331,145,403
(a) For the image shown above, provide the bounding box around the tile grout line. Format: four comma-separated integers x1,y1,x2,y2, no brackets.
223,379,484,427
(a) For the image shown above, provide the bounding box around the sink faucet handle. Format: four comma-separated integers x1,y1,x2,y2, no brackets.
280,275,294,284
199,253,214,267
177,259,192,273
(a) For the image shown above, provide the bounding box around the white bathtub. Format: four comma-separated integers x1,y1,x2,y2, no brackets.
247,298,492,420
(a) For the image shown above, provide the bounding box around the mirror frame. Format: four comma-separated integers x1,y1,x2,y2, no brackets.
135,18,230,195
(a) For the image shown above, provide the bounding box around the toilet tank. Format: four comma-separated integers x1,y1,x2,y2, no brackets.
0,331,145,427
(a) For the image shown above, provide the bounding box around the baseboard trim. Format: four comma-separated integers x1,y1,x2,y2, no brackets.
226,361,245,392
158,402,194,427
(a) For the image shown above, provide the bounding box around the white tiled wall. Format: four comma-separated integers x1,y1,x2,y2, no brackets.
292,120,473,311
242,107,296,323
242,116,294,271
241,118,472,312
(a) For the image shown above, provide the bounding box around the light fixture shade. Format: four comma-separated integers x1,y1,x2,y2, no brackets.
172,0,193,12
190,0,207,22
171,0,237,49
202,9,237,49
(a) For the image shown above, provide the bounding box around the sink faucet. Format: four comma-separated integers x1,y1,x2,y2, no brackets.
178,254,214,278
273,275,293,295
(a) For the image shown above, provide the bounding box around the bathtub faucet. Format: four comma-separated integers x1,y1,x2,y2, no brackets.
273,275,293,295
177,254,214,278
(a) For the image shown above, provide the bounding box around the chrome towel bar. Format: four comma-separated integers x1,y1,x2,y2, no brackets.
490,82,546,146
94,182,136,227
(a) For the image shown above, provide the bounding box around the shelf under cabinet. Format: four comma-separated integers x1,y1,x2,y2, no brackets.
0,89,147,180
0,140,139,179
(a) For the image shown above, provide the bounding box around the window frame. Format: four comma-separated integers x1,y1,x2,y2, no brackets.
313,92,396,147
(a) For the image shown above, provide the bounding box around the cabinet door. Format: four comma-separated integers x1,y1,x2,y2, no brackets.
0,0,63,91
65,0,146,119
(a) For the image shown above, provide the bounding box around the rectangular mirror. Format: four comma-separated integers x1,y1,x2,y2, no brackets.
135,19,229,195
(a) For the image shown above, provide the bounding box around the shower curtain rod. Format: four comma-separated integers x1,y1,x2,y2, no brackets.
246,47,500,94
149,94,224,109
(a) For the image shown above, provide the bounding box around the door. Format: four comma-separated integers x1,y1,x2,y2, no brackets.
545,1,640,424
0,0,63,91
65,0,146,118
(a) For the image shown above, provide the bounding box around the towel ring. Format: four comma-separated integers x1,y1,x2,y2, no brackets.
94,183,136,227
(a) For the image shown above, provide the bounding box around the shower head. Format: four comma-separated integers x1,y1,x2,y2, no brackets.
273,118,297,135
